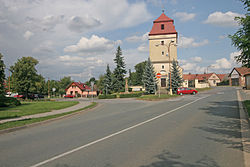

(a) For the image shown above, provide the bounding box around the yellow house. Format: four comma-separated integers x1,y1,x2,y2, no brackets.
149,12,178,89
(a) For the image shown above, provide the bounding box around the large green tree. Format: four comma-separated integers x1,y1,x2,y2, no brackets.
10,57,39,97
103,64,113,94
168,60,183,94
59,76,72,95
113,46,127,92
229,0,250,67
142,58,157,94
134,61,147,86
0,53,5,96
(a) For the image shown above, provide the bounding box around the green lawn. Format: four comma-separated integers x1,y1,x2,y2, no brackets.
243,100,250,116
137,94,179,101
0,101,79,120
0,102,97,130
196,87,212,92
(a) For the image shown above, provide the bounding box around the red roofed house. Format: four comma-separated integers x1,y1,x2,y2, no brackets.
183,73,226,88
228,67,250,89
149,11,180,92
65,82,97,97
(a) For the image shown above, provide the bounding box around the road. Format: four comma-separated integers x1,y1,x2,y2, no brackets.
0,87,246,167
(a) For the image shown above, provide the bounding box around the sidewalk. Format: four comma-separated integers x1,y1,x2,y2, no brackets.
0,101,91,124
240,89,250,101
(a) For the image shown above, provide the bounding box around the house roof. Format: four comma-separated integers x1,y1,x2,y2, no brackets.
183,73,226,81
149,12,177,36
65,82,91,91
235,67,250,76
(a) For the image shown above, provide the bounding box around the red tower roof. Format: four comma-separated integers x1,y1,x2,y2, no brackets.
149,12,177,36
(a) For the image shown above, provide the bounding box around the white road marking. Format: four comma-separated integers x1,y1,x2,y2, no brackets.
30,95,210,167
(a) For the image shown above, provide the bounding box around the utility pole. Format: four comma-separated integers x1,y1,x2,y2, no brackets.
48,78,50,98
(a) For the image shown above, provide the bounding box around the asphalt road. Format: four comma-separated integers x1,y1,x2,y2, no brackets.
0,87,245,167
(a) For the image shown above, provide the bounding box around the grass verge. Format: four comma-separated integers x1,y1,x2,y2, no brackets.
196,87,212,92
0,102,97,131
137,94,179,101
0,101,79,120
243,100,250,116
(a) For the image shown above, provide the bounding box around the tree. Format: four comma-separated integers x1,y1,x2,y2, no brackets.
10,57,39,97
96,74,105,92
142,58,157,94
0,53,5,96
168,60,183,94
134,61,147,86
59,76,72,95
103,64,113,94
229,0,250,67
113,46,127,92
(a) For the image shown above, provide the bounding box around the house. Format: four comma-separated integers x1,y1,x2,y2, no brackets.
228,67,250,88
65,82,97,97
183,73,226,88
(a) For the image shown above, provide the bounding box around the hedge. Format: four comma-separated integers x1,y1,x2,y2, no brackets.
0,97,21,107
119,93,142,98
98,94,117,99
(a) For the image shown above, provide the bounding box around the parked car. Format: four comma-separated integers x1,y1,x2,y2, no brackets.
177,87,198,95
34,94,44,99
13,94,25,99
64,94,75,98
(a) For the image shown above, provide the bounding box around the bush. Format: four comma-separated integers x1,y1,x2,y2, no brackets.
0,97,21,107
98,94,117,99
119,93,142,98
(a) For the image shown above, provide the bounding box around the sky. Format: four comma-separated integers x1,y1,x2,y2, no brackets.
0,0,246,82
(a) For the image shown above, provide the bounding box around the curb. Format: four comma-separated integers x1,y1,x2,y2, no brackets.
0,103,99,135
237,90,250,167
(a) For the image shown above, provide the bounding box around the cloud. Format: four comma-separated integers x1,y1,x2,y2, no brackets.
204,11,243,27
173,12,196,22
125,32,148,42
23,30,34,40
68,15,101,33
179,36,209,48
64,35,116,53
137,43,149,52
191,56,202,63
33,41,54,53
211,58,232,69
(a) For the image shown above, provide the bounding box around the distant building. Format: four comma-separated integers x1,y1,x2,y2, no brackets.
228,67,250,88
183,73,226,88
149,11,179,88
65,82,97,97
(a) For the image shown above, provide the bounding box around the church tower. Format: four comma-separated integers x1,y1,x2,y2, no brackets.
149,11,178,88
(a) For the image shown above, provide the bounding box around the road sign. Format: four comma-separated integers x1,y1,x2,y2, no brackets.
156,73,161,78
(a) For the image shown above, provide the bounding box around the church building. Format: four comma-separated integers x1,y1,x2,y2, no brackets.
149,11,178,89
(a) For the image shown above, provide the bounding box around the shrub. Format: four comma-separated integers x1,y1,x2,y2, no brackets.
0,97,21,107
119,93,142,98
98,94,117,99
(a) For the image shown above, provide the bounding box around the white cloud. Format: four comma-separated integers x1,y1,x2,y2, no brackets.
64,35,116,53
211,58,232,69
125,32,148,42
137,43,149,52
68,15,101,33
179,36,209,48
218,35,227,39
191,56,202,63
33,41,54,53
23,30,34,40
173,12,196,22
204,11,243,27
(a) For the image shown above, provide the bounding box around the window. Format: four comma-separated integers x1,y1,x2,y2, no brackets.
161,41,164,45
162,65,164,69
161,24,164,30
162,51,164,56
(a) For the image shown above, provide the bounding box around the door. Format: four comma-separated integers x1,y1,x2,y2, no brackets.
161,78,166,87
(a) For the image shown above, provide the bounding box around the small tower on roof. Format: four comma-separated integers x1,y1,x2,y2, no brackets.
149,11,178,88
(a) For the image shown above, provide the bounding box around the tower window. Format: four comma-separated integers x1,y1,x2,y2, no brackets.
162,65,165,69
161,24,164,30
161,41,164,45
162,51,164,56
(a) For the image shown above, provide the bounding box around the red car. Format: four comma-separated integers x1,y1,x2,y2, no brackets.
177,87,198,95
13,94,25,98
64,94,75,98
